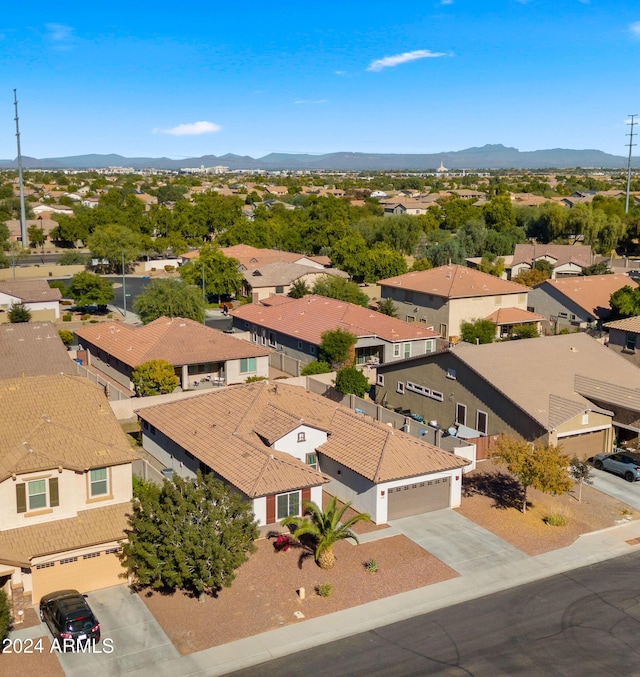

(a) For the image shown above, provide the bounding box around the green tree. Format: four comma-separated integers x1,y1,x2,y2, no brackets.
57,250,88,266
133,278,205,324
582,262,611,276
334,366,370,397
132,359,180,396
121,473,258,600
27,224,46,248
491,436,572,513
477,253,506,277
300,360,333,376
57,329,74,346
482,195,516,232
377,297,398,318
87,223,143,272
568,455,594,503
509,323,539,340
68,271,115,310
8,303,31,323
288,279,310,299
410,257,432,272
312,275,369,307
609,285,640,320
179,244,242,298
460,319,495,344
282,496,370,569
320,328,357,369
0,589,11,642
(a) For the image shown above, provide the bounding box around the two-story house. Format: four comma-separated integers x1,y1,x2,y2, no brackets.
0,374,137,616
510,244,594,280
379,265,536,342
604,316,640,367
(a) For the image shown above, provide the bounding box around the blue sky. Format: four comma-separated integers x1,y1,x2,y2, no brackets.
1,1,639,160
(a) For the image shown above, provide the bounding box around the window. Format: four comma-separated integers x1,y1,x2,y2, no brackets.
476,410,488,435
297,431,306,443
28,479,47,510
406,315,416,323
16,477,59,514
275,285,284,294
446,368,456,380
90,468,108,497
425,340,434,353
439,324,448,339
396,381,405,394
626,333,637,351
143,420,149,431
150,424,156,435
277,491,300,520
268,331,276,347
456,403,467,426
570,314,576,321
377,374,384,386
403,343,411,359
393,344,400,358
244,321,250,328
558,312,568,318
297,341,303,349
527,306,535,313
494,296,502,306
305,453,317,470
430,390,444,402
240,357,257,373
310,345,316,355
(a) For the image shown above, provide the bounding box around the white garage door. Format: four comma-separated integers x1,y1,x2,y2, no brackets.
387,477,451,520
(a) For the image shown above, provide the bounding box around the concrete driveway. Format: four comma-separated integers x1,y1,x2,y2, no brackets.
389,510,528,575
43,584,179,676
590,466,640,511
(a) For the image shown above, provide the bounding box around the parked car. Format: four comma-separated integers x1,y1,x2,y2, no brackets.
593,451,640,482
39,590,101,647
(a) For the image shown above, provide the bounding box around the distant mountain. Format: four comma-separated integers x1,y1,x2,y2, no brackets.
0,145,637,170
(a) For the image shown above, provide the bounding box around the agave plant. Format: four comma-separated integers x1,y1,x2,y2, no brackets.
282,497,371,569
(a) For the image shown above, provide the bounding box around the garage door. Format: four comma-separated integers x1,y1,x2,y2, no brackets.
32,549,123,602
558,430,607,460
387,476,451,520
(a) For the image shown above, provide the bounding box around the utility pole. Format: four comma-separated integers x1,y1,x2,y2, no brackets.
122,251,127,317
625,114,638,214
13,90,27,248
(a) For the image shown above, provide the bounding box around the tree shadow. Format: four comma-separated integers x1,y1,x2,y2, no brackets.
462,470,525,510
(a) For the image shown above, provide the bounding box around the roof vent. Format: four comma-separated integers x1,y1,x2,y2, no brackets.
570,346,578,352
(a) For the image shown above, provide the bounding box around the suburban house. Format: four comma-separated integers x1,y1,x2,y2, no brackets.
604,316,640,367
510,244,594,280
75,316,270,392
219,244,331,272
230,295,441,365
374,333,640,458
137,381,469,525
0,322,75,379
242,263,349,301
378,265,537,342
0,279,62,323
527,274,637,330
0,374,137,615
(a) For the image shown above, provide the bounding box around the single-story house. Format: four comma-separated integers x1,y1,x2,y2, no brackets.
510,244,594,280
242,263,349,301
374,332,640,459
0,374,137,616
138,381,469,525
75,316,270,392
0,280,62,323
230,294,441,365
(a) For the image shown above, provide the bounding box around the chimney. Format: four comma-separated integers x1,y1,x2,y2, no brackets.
251,290,260,304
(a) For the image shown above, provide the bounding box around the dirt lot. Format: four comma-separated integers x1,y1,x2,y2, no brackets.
456,461,638,555
141,531,456,655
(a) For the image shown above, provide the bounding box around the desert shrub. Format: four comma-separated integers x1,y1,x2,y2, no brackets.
316,582,333,597
80,313,90,321
62,313,72,322
364,558,378,573
58,329,74,346
544,513,567,527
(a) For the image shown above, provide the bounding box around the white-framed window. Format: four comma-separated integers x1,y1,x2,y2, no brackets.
310,345,316,355
447,368,456,380
439,324,447,339
90,467,108,497
403,343,411,359
268,331,276,347
275,285,284,294
297,341,303,349
28,479,47,510
456,403,467,426
425,340,434,353
297,431,306,443
406,315,416,323
430,390,444,402
240,357,257,373
396,381,405,394
476,410,488,435
305,452,317,470
377,374,384,386
277,491,300,520
392,344,400,358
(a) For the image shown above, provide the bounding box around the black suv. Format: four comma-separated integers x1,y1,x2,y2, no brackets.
39,590,101,647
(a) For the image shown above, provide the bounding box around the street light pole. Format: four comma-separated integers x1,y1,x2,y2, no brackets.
201,260,206,324
122,251,127,318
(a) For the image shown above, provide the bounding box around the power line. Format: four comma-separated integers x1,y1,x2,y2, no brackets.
625,114,637,214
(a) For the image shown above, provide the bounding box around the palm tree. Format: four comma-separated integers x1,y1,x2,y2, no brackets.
283,497,371,569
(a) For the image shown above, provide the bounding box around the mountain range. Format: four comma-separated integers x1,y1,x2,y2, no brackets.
0,144,637,171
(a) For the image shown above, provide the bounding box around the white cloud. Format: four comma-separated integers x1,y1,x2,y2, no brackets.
294,99,327,105
440,0,453,5
46,23,73,41
367,49,448,72
630,21,640,37
154,121,222,136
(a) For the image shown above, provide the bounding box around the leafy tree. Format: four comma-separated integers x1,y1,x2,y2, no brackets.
411,258,432,272
312,275,369,307
377,297,399,318
568,456,594,503
57,250,88,266
482,195,516,232
509,323,539,340
57,329,74,346
68,271,114,310
513,261,553,287
27,224,46,248
460,319,495,344
48,280,67,293
133,278,205,324
0,589,11,642
582,262,611,276
320,328,357,369
334,366,370,397
179,244,242,298
491,436,572,513
282,496,370,569
477,253,505,277
609,285,640,320
8,303,31,323
122,473,259,600
132,359,180,396
288,278,310,299
300,360,333,376
87,223,143,272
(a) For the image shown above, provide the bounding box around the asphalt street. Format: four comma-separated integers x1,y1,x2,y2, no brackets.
228,550,640,677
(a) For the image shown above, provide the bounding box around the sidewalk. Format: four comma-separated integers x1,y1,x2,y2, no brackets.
124,517,640,677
